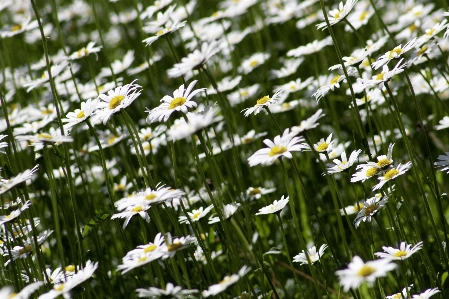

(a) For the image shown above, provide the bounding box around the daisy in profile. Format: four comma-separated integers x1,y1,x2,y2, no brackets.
202,266,251,297
239,52,270,74
287,36,333,57
245,186,276,200
357,59,406,89
325,149,362,174
316,0,359,30
0,165,39,195
162,233,197,259
293,244,328,265
178,205,214,224
62,98,99,132
354,195,388,228
0,281,43,299
340,202,365,215
386,285,414,299
93,80,142,124
143,20,186,46
335,255,396,291
146,80,205,123
372,162,412,191
208,203,240,224
255,196,289,215
312,133,335,154
412,288,440,299
371,38,419,70
167,40,221,78
312,74,346,102
247,129,306,167
0,199,31,225
291,109,325,135
241,89,283,117
435,152,449,173
435,116,449,130
136,283,198,298
68,42,102,60
374,241,423,260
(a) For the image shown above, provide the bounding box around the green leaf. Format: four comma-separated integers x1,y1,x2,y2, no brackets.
82,213,109,238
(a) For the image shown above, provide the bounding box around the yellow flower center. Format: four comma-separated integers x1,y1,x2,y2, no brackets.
144,244,157,252
18,245,33,255
357,265,376,277
360,96,370,103
364,204,379,216
248,188,261,196
249,60,259,67
76,110,85,118
65,265,75,272
169,97,187,109
393,250,407,258
107,136,118,145
316,143,329,152
392,294,402,299
240,90,249,96
334,9,344,19
192,211,202,219
77,48,88,57
54,284,65,291
132,206,143,212
384,169,399,180
387,47,402,59
377,158,391,168
138,256,147,262
98,85,105,92
426,28,435,36
257,96,270,105
9,293,17,298
156,29,165,36
37,133,52,139
353,203,364,211
359,11,369,20
330,75,341,85
115,184,126,191
242,137,253,144
268,145,287,157
417,46,428,56
11,24,22,32
220,276,233,284
409,24,418,32
375,72,385,81
42,108,54,114
143,133,153,140
167,242,183,251
282,103,291,109
145,193,157,200
109,95,125,110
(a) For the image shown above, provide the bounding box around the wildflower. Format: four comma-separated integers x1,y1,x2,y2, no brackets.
435,152,449,173
206,75,242,94
293,244,328,265
340,202,365,215
118,236,166,274
269,58,303,79
312,133,335,154
143,20,186,46
245,186,276,200
357,59,406,89
412,288,440,299
146,80,204,123
37,261,98,299
435,116,449,130
0,17,38,38
287,36,333,57
312,74,346,102
136,283,198,298
111,205,151,229
98,50,134,78
62,98,99,132
372,38,419,70
179,205,214,224
167,40,221,78
247,129,306,167
345,1,374,30
0,135,7,153
239,52,270,74
335,255,396,291
228,83,260,106
0,165,39,195
208,203,240,224
374,241,423,260
351,163,381,182
202,266,251,297
255,196,289,215
373,162,412,191
93,80,141,124
68,42,102,60
0,200,31,225
354,195,388,227
24,61,69,92
241,89,283,117
325,149,362,174
317,0,359,30
5,230,53,265
0,281,43,299
162,233,197,259
291,109,325,135
386,285,414,299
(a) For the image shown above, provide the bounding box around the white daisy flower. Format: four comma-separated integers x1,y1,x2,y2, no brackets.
111,205,151,229
357,59,407,89
335,255,396,291
325,149,362,174
0,200,31,225
143,20,186,46
62,98,99,132
0,165,39,195
412,288,440,299
162,233,197,259
374,241,423,260
293,244,328,265
0,281,43,299
23,61,69,92
68,42,102,60
179,205,214,224
98,50,134,78
287,36,333,57
255,195,289,215
373,162,412,191
354,195,388,228
386,285,414,299
245,186,276,200
312,74,346,102
340,202,365,216
247,129,306,167
202,266,251,297
241,89,284,117
208,203,240,224
435,152,449,173
435,116,449,130
291,109,325,135
372,38,419,70
312,133,335,153
239,52,270,74
146,80,205,123
316,0,359,30
136,283,198,298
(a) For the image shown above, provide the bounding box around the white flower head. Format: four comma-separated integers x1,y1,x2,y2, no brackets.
255,195,289,215
372,162,412,191
241,89,284,117
354,195,388,228
317,0,359,30
435,152,449,173
374,241,423,260
293,244,328,265
325,149,362,174
62,98,99,131
202,266,251,297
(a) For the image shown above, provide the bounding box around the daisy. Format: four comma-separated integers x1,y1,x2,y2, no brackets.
62,98,99,132
373,162,412,191
325,149,362,174
435,152,449,173
340,202,365,215
269,58,304,79
0,281,43,299
4,230,53,265
98,50,134,78
228,83,260,106
351,163,381,183
312,74,346,102
208,203,240,224
372,38,419,70
247,129,306,167
24,61,69,92
291,109,325,135
206,75,242,94
202,266,251,297
255,196,289,215
136,283,198,298
354,195,388,228
0,165,39,195
293,244,328,265
0,200,31,225
412,288,440,299
111,205,151,229
239,52,270,74
93,80,141,124
143,20,186,46
245,186,276,200
312,133,335,154
38,261,98,299
179,205,214,224
0,17,38,38
357,59,406,89
167,40,221,78
162,233,197,259
374,241,423,260
241,89,284,117
335,255,397,291
287,36,333,57
317,0,359,30
146,80,205,123
386,285,414,299
0,135,7,153
435,116,449,130
68,42,102,60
